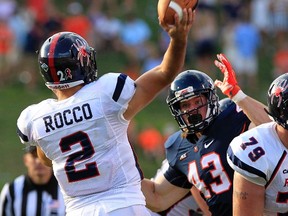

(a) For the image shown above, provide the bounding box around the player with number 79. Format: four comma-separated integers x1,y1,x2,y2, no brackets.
227,72,288,215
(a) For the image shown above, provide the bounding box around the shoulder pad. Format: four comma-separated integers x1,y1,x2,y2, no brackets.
98,72,135,105
165,131,183,166
165,130,182,149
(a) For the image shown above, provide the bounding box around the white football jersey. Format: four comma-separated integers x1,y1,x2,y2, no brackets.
16,73,146,214
227,122,288,215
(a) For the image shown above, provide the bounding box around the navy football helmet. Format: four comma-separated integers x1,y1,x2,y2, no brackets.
267,73,288,129
167,70,219,134
38,32,97,89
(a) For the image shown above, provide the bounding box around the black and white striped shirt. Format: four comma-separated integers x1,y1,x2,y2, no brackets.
0,174,65,216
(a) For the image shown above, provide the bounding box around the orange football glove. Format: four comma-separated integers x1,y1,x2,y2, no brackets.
214,53,240,98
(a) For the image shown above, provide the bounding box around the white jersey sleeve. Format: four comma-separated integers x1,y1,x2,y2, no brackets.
16,73,146,213
227,121,288,214
17,104,39,149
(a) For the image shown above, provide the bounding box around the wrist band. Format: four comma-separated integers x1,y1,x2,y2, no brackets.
231,90,247,103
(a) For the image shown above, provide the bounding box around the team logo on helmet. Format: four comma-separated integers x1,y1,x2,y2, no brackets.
40,63,49,72
175,86,194,98
65,68,73,80
73,39,90,67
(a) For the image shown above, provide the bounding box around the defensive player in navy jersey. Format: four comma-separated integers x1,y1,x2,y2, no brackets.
141,54,271,216
147,99,231,216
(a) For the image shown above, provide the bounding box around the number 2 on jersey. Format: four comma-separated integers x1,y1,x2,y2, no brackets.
59,131,100,182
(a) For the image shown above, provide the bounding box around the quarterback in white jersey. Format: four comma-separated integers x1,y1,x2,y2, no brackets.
16,9,194,216
227,73,288,216
17,73,145,213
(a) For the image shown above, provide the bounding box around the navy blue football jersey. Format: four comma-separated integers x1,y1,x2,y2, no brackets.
164,102,251,216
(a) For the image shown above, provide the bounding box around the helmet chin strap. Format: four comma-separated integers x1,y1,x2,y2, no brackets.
46,80,84,90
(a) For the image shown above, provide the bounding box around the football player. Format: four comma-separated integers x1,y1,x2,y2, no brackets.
148,99,232,216
16,8,194,216
141,54,271,216
227,73,288,215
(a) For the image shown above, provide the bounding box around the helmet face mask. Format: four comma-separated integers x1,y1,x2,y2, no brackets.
167,70,219,134
267,73,288,129
177,94,210,132
38,32,97,90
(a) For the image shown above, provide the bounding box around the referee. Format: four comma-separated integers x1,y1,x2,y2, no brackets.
0,146,65,216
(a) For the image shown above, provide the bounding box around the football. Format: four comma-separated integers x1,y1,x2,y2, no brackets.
158,0,198,25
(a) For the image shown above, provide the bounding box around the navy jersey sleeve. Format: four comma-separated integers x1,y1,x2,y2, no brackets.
163,165,193,189
164,131,193,189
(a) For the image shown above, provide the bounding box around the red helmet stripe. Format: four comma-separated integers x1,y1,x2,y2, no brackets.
48,33,61,82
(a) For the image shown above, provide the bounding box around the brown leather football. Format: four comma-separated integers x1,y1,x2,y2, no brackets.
158,0,198,25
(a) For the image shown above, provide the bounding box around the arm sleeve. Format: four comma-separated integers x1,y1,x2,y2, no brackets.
17,105,38,148
164,165,193,189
